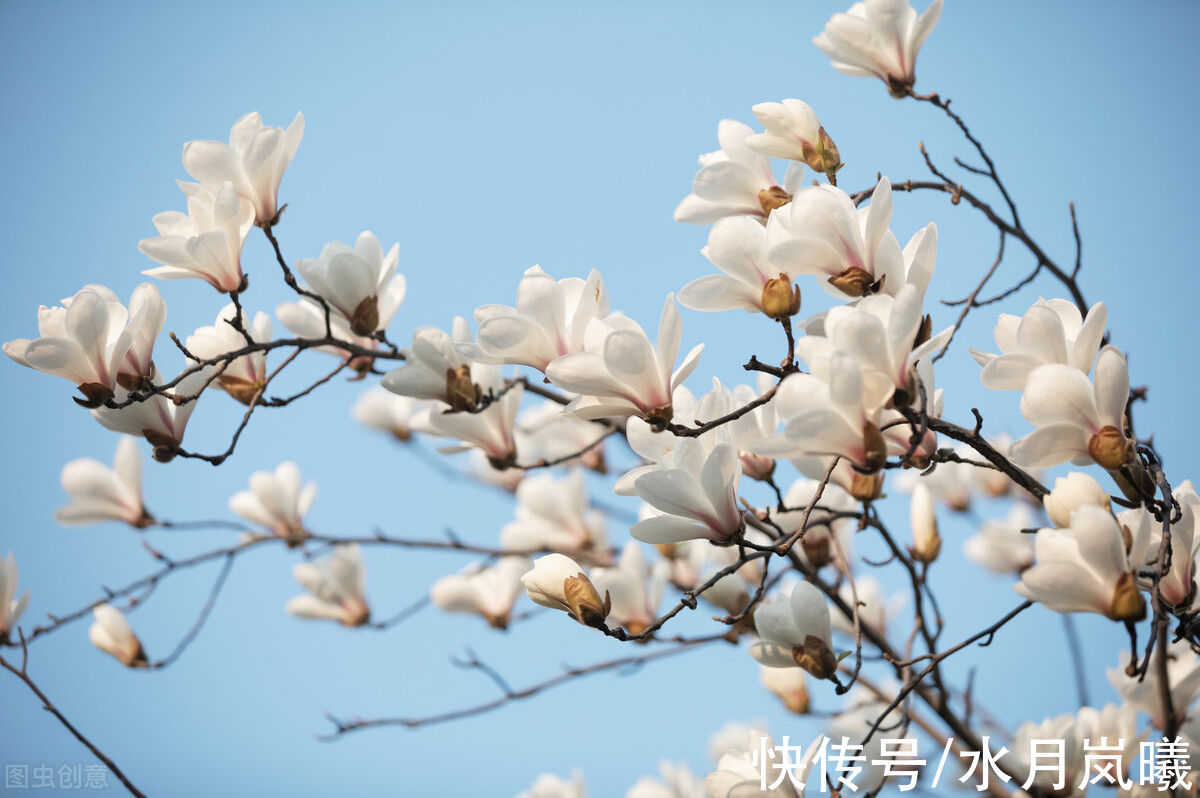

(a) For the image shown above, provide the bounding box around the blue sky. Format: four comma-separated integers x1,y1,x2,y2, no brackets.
2,1,1199,795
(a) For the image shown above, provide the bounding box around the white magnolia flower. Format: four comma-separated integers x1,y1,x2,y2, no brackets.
909,483,941,563
1008,713,1085,794
118,283,167,389
707,722,772,762
182,111,305,225
138,181,254,292
274,295,385,375
0,554,30,641
286,544,370,627
773,478,858,569
614,387,703,496
500,470,607,553
89,604,146,667
294,231,405,337
705,733,823,798
760,665,812,715
1043,472,1112,529
352,387,425,441
91,366,213,459
678,216,801,321
517,770,587,798
674,119,804,226
626,761,703,798
228,462,316,544
546,294,703,425
381,318,502,410
515,401,608,473
186,303,272,405
521,554,609,628
4,285,133,405
1109,642,1200,732
746,99,841,179
411,383,522,469
1015,505,1149,621
963,503,1036,575
630,438,744,546
458,266,609,373
1012,345,1134,470
430,556,531,629
750,582,837,680
814,0,945,98
1144,482,1200,609
830,575,902,639
970,299,1108,391
767,178,904,300
56,436,151,528
591,542,667,635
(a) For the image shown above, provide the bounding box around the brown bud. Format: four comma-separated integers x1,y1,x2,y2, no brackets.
805,126,841,179
75,382,114,407
849,472,884,503
1088,426,1135,470
350,295,380,337
487,449,518,471
886,75,914,99
142,429,180,463
827,266,880,298
644,403,674,429
219,376,265,406
761,274,802,320
563,573,610,628
485,613,511,631
1108,572,1146,622
792,634,838,681
757,186,792,215
913,314,933,349
116,371,153,393
803,535,833,569
445,365,480,412
861,421,887,474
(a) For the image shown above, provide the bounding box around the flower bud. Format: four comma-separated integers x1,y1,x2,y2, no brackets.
761,275,802,320
848,471,884,503
792,634,838,680
445,365,480,412
1044,472,1111,528
827,266,879,298
1089,426,1135,470
808,127,841,179
760,666,811,715
219,375,265,406
89,604,147,668
522,554,611,628
1108,572,1146,622
757,186,792,215
909,484,941,564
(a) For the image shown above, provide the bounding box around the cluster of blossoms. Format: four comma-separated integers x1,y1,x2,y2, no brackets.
5,1,1200,796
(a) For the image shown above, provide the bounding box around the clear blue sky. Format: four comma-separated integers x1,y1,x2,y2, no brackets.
2,1,1199,795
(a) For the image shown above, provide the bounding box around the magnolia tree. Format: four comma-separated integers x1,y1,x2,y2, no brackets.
2,1,1197,796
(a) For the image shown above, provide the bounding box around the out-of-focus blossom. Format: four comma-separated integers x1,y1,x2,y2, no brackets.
1007,713,1085,794
678,217,801,321
521,554,609,628
626,761,703,798
707,722,771,762
813,0,944,98
830,575,902,639
515,401,608,473
186,303,272,405
458,266,608,373
1012,346,1133,470
1016,505,1149,621
1143,482,1200,609
228,462,316,545
411,383,522,469
294,231,405,337
381,318,502,411
0,554,30,641
274,296,385,376
138,182,254,292
56,437,151,528
963,503,1036,575
286,544,370,627
516,770,588,798
705,733,823,798
430,556,530,630
773,478,857,569
630,438,743,546
970,299,1108,391
500,470,606,553
826,690,909,793
746,99,841,180
760,666,811,715
91,366,213,460
1110,642,1200,732
352,388,425,442
1043,472,1112,529
909,483,940,563
675,120,804,226
895,451,973,512
182,111,305,225
547,295,702,425
750,582,837,680
467,449,526,493
89,604,146,667
591,542,667,636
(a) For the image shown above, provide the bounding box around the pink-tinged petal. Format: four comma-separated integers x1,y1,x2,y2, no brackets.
182,140,239,187
1071,302,1108,373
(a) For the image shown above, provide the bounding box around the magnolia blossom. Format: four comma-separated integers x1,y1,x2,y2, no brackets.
411,383,522,469
515,401,608,473
138,181,254,292
500,470,607,553
56,436,151,527
590,542,667,636
381,318,502,410
1043,471,1112,528
4,285,134,405
89,604,146,667
659,537,752,617
626,761,703,798
182,111,305,225
750,582,837,680
767,178,904,300
1012,346,1134,470
1109,642,1200,731
516,771,587,798
746,98,841,180
909,483,940,563
0,553,30,641
521,554,610,628
274,296,384,375
286,544,370,627
1015,505,1149,621
186,303,272,405
458,266,609,372
678,216,801,321
674,119,804,226
830,575,902,639
91,366,212,459
352,387,425,441
429,556,530,629
760,666,811,715
629,438,744,546
774,478,858,569
1008,713,1085,793
813,0,944,97
707,722,772,762
895,451,974,512
614,387,703,496
294,231,405,337
970,299,1108,391
963,503,1036,575
546,295,703,425
1144,482,1200,609
116,284,167,389
228,462,316,544
705,733,823,798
